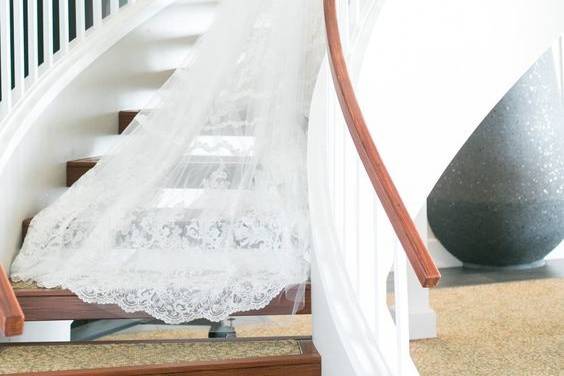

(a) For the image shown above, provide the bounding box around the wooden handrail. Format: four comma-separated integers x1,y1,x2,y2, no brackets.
0,265,25,336
323,0,441,287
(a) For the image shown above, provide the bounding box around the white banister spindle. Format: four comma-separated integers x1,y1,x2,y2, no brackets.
393,247,410,375
0,0,150,129
42,0,53,67
339,0,351,49
110,0,120,15
59,0,69,53
0,0,12,112
76,1,86,40
13,0,25,98
27,0,39,83
560,36,564,102
93,0,102,27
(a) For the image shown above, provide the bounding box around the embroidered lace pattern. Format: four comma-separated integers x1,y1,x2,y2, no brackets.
11,0,324,323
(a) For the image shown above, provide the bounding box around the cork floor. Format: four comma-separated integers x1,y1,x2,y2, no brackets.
99,315,313,341
411,278,564,376
0,339,302,374
96,278,562,375
12,268,562,375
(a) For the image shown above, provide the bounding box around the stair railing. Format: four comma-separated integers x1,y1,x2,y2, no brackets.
309,0,441,374
1,0,129,123
0,0,176,174
0,265,24,336
0,0,179,338
324,0,440,289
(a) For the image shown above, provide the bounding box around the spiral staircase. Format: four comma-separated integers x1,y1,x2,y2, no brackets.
0,0,563,375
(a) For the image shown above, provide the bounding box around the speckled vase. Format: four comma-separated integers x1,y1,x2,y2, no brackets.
428,49,564,268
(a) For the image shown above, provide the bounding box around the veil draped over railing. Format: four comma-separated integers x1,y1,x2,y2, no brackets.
11,0,325,324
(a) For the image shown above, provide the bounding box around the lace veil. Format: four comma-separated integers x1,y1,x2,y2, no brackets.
11,0,325,324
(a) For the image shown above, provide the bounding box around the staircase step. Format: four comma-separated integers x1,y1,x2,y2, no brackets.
66,157,100,187
67,155,249,187
0,337,320,376
11,279,311,321
118,110,254,136
118,110,139,134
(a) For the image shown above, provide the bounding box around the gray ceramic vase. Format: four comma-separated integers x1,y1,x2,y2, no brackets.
428,49,564,268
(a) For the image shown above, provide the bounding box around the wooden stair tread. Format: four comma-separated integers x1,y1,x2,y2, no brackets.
118,110,140,134
66,154,248,187
10,278,311,320
0,338,320,376
67,157,100,166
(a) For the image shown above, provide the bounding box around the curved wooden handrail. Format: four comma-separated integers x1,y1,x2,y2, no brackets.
0,265,25,336
324,0,441,287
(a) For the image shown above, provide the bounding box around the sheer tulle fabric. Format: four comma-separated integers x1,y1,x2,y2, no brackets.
11,0,325,324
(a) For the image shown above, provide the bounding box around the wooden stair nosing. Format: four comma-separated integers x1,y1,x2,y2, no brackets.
118,110,139,135
0,266,25,337
13,282,311,321
66,157,99,187
66,154,248,187
1,338,321,376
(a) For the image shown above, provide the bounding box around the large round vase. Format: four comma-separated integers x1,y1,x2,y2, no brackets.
428,49,564,268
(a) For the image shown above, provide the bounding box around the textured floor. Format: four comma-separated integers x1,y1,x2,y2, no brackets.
0,339,302,374
100,315,313,341
436,259,564,288
411,278,564,376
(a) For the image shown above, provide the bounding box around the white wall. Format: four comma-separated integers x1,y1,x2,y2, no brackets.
427,37,564,268
358,0,564,269
0,0,217,268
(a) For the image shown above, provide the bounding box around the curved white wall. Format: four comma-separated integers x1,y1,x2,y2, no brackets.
0,1,217,267
358,0,564,266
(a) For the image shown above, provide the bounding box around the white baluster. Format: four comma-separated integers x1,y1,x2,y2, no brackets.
560,36,564,102
27,0,39,83
59,0,69,53
325,71,336,206
333,104,345,255
42,0,53,68
339,0,351,50
110,0,120,16
0,0,12,114
93,0,103,27
76,0,86,40
13,0,25,99
357,169,378,332
344,128,359,291
393,245,410,375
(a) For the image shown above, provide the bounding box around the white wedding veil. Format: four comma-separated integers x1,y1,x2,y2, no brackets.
11,0,325,324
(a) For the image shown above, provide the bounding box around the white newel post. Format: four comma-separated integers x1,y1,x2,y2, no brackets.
407,203,437,340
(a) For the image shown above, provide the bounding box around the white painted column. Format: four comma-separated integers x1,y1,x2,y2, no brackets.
93,0,103,27
42,0,53,68
110,0,120,16
27,0,39,83
407,204,437,340
0,0,12,114
12,0,25,100
76,1,86,40
59,0,69,54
